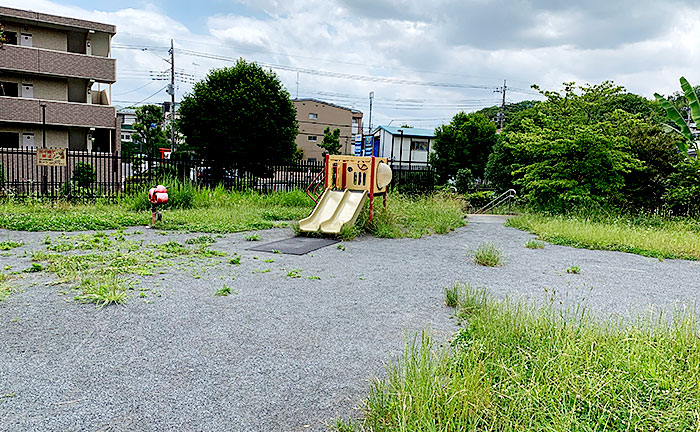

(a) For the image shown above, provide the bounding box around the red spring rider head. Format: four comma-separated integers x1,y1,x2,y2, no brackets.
148,185,169,225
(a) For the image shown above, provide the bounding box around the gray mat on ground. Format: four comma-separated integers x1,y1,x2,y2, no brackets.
247,237,339,255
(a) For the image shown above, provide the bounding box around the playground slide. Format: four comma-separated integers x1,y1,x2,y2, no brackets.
298,189,368,234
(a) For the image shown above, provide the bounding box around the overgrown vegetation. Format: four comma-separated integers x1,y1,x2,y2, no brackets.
524,239,545,249
472,242,503,266
340,193,465,240
507,213,700,260
0,188,313,232
339,288,700,431
27,231,229,307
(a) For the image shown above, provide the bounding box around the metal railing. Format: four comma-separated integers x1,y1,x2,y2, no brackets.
476,189,517,214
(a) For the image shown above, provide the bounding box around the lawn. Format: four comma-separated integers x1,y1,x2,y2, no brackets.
0,189,466,237
506,212,700,260
337,285,700,431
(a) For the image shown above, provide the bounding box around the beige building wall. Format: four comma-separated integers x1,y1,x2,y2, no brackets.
0,72,69,101
293,100,362,163
2,21,68,51
0,125,69,148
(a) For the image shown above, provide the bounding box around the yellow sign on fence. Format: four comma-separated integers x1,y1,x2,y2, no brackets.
36,148,67,167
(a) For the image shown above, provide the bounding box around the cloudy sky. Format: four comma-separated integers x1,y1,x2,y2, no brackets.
5,0,700,130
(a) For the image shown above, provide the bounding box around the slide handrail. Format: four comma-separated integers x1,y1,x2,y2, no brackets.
306,169,326,204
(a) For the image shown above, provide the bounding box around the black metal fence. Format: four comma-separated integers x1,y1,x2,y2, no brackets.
0,149,435,199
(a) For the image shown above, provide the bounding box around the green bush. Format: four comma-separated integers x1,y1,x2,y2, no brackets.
463,190,495,210
72,162,97,188
454,168,473,194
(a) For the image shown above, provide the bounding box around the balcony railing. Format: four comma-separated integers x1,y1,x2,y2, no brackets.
0,96,116,129
0,45,116,83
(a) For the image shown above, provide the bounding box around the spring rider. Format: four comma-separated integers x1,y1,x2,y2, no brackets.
148,185,169,225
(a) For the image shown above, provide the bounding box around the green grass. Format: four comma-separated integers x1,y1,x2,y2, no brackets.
0,274,12,302
0,189,314,233
566,265,581,274
472,242,503,266
73,276,128,308
0,240,23,250
214,285,231,296
338,289,700,431
342,193,466,240
524,239,545,249
0,190,465,240
507,213,700,260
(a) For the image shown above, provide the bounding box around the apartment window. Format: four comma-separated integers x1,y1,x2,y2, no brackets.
0,132,19,148
308,113,318,120
307,158,317,163
2,31,18,45
410,140,429,151
307,135,318,141
0,82,19,97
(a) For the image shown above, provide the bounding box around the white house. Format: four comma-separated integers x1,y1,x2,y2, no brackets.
371,126,436,169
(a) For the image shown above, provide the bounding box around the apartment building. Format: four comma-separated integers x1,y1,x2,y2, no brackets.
293,98,362,163
0,6,119,152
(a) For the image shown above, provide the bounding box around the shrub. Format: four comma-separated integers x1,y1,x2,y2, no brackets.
454,168,474,194
72,162,97,188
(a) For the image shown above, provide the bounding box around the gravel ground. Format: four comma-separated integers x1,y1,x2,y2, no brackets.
1,215,700,431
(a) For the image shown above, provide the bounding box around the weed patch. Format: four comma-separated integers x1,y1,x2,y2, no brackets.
525,239,545,249
508,213,700,260
0,240,23,250
472,242,503,266
340,290,700,431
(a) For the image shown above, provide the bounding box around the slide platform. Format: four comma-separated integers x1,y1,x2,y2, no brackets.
298,189,368,234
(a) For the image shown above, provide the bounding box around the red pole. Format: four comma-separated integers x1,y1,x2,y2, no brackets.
324,154,330,190
369,156,376,222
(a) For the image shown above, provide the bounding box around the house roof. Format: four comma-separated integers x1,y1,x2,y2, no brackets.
373,125,435,138
293,98,362,115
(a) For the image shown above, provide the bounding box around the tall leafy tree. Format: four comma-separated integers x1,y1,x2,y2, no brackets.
317,127,341,156
496,82,650,211
431,112,497,183
179,60,298,175
127,104,168,157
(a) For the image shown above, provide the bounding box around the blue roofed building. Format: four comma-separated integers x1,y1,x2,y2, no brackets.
370,125,435,169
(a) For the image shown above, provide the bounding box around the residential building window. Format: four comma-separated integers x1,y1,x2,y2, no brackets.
307,135,317,141
309,113,318,120
2,31,18,45
0,82,19,97
0,132,19,148
411,140,429,151
307,158,317,163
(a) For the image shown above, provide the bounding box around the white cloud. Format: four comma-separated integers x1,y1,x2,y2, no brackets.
4,0,700,129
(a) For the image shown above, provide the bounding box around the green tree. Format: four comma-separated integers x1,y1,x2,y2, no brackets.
498,82,648,211
318,127,341,156
127,104,168,157
474,100,540,127
179,60,298,175
431,112,497,183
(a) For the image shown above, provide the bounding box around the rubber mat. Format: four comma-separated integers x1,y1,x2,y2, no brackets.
247,237,340,255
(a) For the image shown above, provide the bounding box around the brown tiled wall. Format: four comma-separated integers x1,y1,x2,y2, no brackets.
0,6,116,34
0,45,116,83
0,96,116,128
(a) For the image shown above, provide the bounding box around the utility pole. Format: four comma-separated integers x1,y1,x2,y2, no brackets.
368,91,374,135
168,39,176,152
496,79,507,130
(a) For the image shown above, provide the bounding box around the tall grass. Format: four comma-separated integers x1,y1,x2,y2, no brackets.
0,186,314,232
507,213,700,260
345,193,465,240
339,291,700,431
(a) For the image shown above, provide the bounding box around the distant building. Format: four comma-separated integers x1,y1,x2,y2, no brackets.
0,6,119,152
116,107,136,144
371,126,436,169
293,98,362,163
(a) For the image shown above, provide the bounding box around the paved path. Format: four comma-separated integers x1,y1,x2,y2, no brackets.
1,216,699,431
